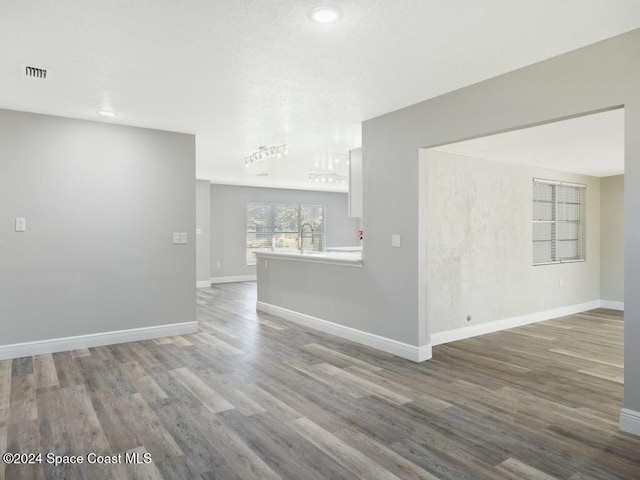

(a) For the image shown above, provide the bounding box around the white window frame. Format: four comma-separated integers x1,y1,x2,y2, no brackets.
246,202,326,265
532,178,586,266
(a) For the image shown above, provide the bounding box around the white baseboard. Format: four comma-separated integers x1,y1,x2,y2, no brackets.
599,299,624,311
196,280,212,288
0,322,198,361
620,408,640,436
257,301,431,362
430,300,601,346
210,275,257,284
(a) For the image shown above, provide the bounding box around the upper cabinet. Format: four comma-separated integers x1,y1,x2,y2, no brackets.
348,148,363,218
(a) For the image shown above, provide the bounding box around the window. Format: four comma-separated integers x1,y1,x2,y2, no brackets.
246,202,325,265
532,178,586,265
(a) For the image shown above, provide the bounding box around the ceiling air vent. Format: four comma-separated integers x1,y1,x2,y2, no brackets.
24,65,48,79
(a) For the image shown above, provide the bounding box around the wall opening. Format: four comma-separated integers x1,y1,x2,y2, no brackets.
419,107,624,348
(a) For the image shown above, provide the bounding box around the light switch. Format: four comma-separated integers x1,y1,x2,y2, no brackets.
180,232,188,244
195,228,202,235
391,234,401,247
15,218,26,232
173,233,181,244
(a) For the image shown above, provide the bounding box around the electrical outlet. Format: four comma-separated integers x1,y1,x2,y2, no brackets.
216,261,221,268
15,217,26,232
173,233,181,244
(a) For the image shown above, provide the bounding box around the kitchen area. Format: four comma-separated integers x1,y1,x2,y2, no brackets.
193,147,408,356
253,147,362,267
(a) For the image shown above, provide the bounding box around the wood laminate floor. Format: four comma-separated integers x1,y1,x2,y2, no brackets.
1,282,639,479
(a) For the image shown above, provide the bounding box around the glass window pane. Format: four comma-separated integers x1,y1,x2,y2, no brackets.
533,201,554,221
247,203,270,232
559,185,580,203
273,204,299,232
557,222,578,241
246,233,272,265
533,222,553,242
533,241,553,264
558,203,580,221
301,205,325,231
558,240,578,260
532,180,585,264
273,232,299,250
533,181,554,201
247,202,327,264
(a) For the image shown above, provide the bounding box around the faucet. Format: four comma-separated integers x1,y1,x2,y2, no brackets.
299,222,314,253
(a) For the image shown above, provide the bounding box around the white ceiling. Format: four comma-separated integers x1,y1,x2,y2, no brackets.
434,109,625,177
1,1,638,192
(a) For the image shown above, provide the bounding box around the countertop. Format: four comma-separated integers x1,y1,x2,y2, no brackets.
254,249,363,267
324,246,363,252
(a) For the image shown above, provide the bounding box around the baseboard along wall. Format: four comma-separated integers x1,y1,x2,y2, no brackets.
255,298,624,363
620,408,640,437
431,299,622,346
600,300,624,311
210,275,257,284
257,301,431,363
0,297,623,364
0,322,198,361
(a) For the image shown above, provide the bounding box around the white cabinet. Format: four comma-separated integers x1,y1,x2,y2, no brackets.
348,148,362,218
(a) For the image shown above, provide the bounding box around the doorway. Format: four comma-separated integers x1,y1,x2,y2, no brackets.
418,107,624,344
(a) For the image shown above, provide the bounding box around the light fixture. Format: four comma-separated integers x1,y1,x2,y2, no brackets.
309,6,342,24
308,173,348,184
98,109,115,117
245,144,288,167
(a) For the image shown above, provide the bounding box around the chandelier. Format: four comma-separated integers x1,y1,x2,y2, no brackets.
245,144,288,167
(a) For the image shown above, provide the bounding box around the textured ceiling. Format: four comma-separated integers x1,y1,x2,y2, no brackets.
1,1,639,191
434,109,625,177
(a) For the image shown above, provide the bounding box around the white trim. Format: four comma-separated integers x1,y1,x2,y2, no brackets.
533,177,586,188
196,280,211,288
0,322,198,360
255,251,363,268
431,300,601,346
620,408,640,436
599,300,624,311
257,301,431,362
416,345,432,362
210,275,257,284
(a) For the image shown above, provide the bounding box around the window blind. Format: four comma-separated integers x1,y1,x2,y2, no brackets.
532,178,586,265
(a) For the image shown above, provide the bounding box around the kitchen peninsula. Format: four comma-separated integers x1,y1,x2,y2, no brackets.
255,248,362,267
254,247,428,362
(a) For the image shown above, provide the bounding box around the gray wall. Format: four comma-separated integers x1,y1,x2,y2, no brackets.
196,180,211,283
0,109,196,345
361,30,640,415
258,259,364,328
210,184,360,279
601,175,625,302
424,150,601,333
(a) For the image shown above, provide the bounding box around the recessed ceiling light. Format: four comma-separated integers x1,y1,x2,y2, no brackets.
309,6,342,24
98,109,115,117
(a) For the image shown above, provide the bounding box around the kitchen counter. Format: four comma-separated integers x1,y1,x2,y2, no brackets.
254,249,363,267
324,246,363,253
